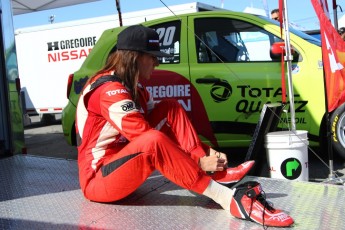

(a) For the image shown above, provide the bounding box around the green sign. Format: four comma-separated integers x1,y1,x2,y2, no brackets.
281,158,302,180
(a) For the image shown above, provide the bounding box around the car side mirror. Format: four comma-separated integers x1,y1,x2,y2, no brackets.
270,42,298,61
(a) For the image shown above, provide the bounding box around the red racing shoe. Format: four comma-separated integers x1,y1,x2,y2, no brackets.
211,160,255,185
230,181,294,227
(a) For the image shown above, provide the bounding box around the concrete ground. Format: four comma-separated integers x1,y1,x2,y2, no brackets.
23,115,345,185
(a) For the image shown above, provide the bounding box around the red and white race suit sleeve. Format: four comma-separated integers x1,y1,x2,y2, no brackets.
96,82,152,142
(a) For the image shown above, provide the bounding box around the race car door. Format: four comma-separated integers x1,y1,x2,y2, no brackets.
188,14,286,148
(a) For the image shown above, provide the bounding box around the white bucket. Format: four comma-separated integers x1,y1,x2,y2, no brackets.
265,130,309,181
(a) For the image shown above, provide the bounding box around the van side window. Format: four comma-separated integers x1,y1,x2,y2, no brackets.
149,20,181,64
194,18,286,63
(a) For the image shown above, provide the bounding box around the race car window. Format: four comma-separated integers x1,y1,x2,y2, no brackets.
149,20,181,64
106,21,180,64
194,17,296,63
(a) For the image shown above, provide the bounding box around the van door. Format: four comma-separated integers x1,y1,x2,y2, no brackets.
188,16,287,147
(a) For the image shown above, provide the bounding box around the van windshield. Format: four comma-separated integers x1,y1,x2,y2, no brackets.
257,15,321,46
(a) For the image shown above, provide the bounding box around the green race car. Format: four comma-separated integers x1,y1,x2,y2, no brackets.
62,11,345,159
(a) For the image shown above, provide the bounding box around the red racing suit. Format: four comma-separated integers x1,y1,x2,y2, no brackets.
76,72,211,202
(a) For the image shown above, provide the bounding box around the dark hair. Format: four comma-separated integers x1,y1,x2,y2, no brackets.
89,50,143,105
339,27,345,35
271,9,279,14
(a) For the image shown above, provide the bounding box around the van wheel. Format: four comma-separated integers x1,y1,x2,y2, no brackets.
40,114,56,125
330,103,345,159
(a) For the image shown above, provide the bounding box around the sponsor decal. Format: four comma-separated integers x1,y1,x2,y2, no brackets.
146,84,191,111
48,49,92,62
234,84,308,124
292,64,300,74
210,80,232,103
121,102,135,112
280,158,302,180
332,115,338,142
74,76,89,94
146,69,218,147
47,36,97,62
105,89,128,96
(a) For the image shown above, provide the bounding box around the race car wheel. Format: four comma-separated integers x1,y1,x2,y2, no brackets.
330,103,345,159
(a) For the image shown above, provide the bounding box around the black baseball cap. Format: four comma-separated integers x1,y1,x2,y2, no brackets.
117,25,172,57
339,27,345,35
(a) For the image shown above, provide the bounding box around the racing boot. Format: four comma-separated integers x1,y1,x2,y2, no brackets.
211,160,255,185
230,181,294,227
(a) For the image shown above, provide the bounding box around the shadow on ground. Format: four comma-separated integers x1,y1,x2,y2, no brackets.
24,116,345,183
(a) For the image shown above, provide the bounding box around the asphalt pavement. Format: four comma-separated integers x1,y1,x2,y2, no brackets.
24,115,78,160
23,115,345,185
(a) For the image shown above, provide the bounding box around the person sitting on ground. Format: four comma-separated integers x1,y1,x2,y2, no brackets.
75,24,294,227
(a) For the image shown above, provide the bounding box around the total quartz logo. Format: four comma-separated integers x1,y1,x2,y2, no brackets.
210,80,232,103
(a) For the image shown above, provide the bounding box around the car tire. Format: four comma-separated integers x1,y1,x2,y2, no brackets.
318,113,328,159
71,123,77,146
330,103,345,159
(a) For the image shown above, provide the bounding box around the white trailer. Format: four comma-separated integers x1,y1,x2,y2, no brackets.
14,2,222,124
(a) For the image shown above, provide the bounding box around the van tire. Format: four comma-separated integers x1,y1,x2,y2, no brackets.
330,103,345,159
40,114,56,125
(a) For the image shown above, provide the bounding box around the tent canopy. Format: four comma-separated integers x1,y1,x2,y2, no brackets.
12,0,101,15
